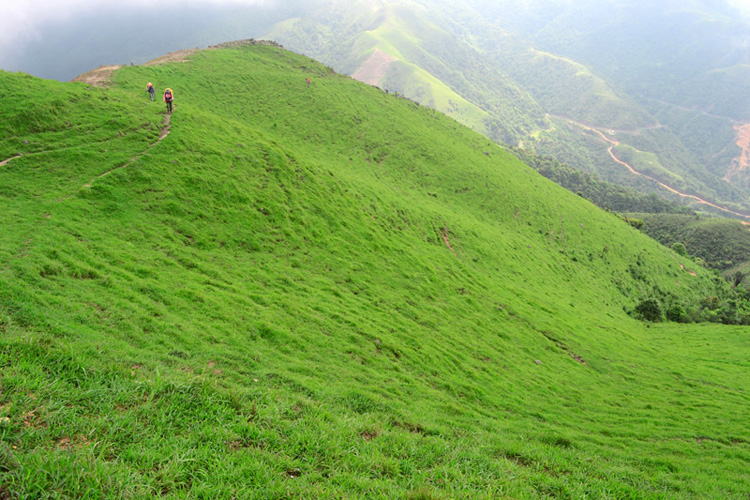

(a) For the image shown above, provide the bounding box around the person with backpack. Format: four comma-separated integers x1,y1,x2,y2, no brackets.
146,82,155,101
163,88,174,114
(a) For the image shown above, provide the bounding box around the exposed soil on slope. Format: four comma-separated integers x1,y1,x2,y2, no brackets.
144,49,200,66
723,123,750,182
352,49,397,86
71,51,197,86
72,39,280,87
72,65,122,87
440,226,460,259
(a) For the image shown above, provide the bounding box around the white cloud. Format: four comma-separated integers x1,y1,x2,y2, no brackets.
728,0,750,16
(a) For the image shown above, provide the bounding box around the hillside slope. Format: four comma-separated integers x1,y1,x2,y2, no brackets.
262,0,750,218
1,43,749,498
265,1,546,146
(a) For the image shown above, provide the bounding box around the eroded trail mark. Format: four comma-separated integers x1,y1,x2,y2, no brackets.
441,227,460,260
0,155,22,167
540,331,586,365
87,114,171,184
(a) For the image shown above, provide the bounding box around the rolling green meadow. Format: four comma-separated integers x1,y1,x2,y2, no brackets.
1,42,749,498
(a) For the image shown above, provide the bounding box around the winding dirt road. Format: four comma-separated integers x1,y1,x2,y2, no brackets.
555,116,750,219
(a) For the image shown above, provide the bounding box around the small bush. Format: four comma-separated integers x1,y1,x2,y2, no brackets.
666,304,688,323
627,218,644,229
635,299,663,322
671,242,687,257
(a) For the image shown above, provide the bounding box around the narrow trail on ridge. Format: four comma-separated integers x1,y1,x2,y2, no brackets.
58,114,172,201
560,117,750,219
83,114,171,186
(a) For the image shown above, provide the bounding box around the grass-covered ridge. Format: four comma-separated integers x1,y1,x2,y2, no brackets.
1,43,748,498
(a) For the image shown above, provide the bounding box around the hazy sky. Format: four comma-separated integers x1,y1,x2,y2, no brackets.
729,0,750,15
0,0,272,54
4,0,749,50
3,0,750,79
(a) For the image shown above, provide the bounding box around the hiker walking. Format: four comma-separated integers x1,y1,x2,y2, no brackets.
163,87,174,114
146,82,155,101
306,78,311,88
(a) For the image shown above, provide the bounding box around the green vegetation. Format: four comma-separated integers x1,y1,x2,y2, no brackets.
635,212,750,277
1,43,749,498
267,0,549,148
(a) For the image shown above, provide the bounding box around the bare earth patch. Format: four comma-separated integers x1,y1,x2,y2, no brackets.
353,49,397,86
144,49,200,67
72,65,122,87
724,123,750,182
440,227,460,259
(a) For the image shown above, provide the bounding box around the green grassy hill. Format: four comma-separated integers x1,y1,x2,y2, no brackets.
266,1,547,147
1,42,749,499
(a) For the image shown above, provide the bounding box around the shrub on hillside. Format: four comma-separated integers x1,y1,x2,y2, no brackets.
671,242,687,257
635,298,663,322
627,218,644,230
666,304,688,323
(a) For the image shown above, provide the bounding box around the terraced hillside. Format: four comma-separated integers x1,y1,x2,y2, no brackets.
1,42,749,499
